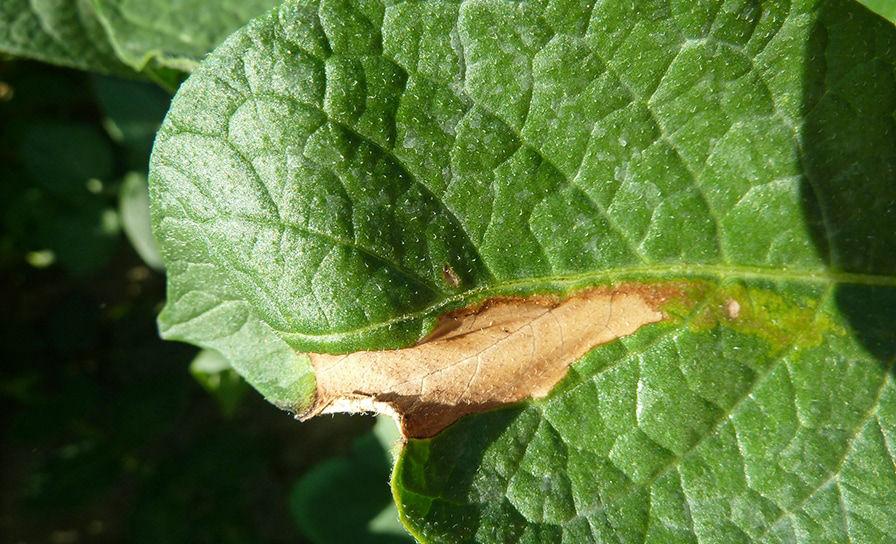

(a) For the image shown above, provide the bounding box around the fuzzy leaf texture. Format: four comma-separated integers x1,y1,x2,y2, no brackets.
149,0,896,542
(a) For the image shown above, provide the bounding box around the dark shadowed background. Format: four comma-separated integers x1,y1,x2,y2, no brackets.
0,60,411,544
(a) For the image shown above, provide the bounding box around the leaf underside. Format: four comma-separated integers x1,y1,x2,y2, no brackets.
149,0,896,542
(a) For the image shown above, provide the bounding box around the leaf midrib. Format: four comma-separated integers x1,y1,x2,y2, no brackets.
274,263,896,345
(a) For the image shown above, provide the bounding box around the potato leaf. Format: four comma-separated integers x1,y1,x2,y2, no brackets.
149,0,896,542
1,0,277,82
857,0,896,23
0,0,129,74
92,0,279,71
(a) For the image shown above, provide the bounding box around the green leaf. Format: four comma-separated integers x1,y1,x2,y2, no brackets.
290,416,414,544
156,237,316,410
189,348,248,416
856,0,896,23
93,0,279,71
150,0,896,542
16,121,121,275
0,0,275,85
119,173,164,270
94,75,171,168
21,121,114,197
0,0,130,74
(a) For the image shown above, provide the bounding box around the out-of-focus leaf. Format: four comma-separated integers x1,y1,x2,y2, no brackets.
290,416,413,544
119,173,164,270
0,0,131,74
39,201,120,275
93,76,170,168
189,348,248,417
12,120,120,274
1,66,121,273
21,121,114,198
93,0,278,72
857,0,896,23
3,183,120,276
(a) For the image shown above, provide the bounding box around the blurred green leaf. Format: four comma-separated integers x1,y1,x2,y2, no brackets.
8,120,122,274
4,185,121,275
857,0,896,23
94,76,171,169
189,349,248,417
119,173,164,270
290,416,413,544
0,0,132,74
21,121,114,198
42,203,120,275
92,0,278,72
0,63,93,116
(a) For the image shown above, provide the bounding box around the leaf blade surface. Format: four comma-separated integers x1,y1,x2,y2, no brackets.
149,0,896,541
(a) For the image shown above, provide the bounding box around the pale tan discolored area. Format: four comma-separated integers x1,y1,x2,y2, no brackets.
303,284,678,438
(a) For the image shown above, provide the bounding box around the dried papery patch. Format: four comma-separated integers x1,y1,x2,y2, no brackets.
303,284,679,438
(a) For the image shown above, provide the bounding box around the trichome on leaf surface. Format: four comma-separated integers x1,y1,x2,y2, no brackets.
4,0,896,542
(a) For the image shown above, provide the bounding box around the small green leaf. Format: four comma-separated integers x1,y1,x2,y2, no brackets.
150,0,896,542
0,0,130,74
189,348,248,417
119,173,164,270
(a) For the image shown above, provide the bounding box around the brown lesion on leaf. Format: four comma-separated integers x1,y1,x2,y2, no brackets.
301,283,681,438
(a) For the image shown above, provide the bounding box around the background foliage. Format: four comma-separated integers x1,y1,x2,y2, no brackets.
0,59,410,544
